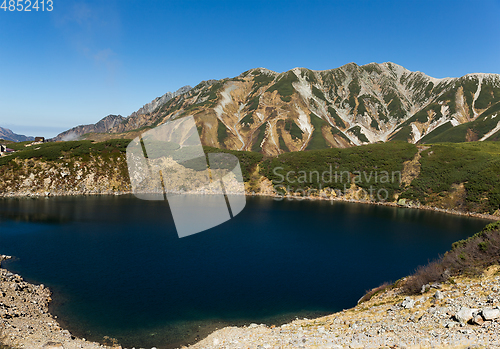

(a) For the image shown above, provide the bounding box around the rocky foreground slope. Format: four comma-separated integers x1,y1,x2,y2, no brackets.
186,268,500,349
184,221,500,349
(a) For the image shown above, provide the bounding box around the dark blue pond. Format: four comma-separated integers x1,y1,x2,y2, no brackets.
0,195,492,348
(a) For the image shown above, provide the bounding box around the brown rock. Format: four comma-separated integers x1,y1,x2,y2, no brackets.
472,314,484,325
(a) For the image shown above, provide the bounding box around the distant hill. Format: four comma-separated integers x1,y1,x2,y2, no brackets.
52,115,125,141
0,127,34,142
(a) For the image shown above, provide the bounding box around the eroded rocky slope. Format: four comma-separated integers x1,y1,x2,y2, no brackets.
0,156,130,197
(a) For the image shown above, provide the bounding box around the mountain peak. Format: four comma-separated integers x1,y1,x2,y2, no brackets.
244,67,277,76
53,115,125,141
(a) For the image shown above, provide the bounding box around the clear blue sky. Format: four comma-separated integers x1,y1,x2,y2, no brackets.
1,0,499,138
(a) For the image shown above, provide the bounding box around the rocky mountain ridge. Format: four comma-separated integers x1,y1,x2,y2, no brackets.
51,62,500,156
52,114,126,141
52,86,192,142
128,85,192,119
96,62,500,156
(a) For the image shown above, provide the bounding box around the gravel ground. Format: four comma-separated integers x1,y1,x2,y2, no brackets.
0,255,119,349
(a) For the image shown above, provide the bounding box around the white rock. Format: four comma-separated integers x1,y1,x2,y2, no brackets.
482,308,500,320
455,307,478,323
434,290,444,300
402,297,415,309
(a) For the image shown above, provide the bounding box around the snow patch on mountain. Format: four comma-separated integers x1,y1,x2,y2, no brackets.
293,77,313,101
214,84,237,118
480,121,500,141
296,106,312,135
441,105,450,118
267,121,279,149
411,124,422,143
472,76,483,118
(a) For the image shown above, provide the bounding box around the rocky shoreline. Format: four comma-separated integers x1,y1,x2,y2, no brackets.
185,266,500,349
2,188,499,223
1,153,498,223
249,191,500,222
0,255,120,349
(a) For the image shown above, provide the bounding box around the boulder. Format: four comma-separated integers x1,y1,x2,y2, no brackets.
481,308,500,321
454,307,478,323
421,284,430,293
402,297,415,309
434,290,444,300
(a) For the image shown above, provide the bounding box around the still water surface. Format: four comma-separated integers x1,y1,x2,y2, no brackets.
0,195,492,348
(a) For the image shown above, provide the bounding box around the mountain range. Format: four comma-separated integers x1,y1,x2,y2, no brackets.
55,62,500,155
0,127,34,142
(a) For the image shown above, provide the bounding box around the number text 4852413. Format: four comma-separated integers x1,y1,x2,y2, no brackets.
1,0,53,11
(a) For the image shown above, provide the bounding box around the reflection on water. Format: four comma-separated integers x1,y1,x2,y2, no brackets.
0,195,492,349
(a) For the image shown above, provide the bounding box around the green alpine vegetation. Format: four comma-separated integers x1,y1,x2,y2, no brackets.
260,141,416,201
399,141,500,214
0,139,131,165
266,71,299,102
